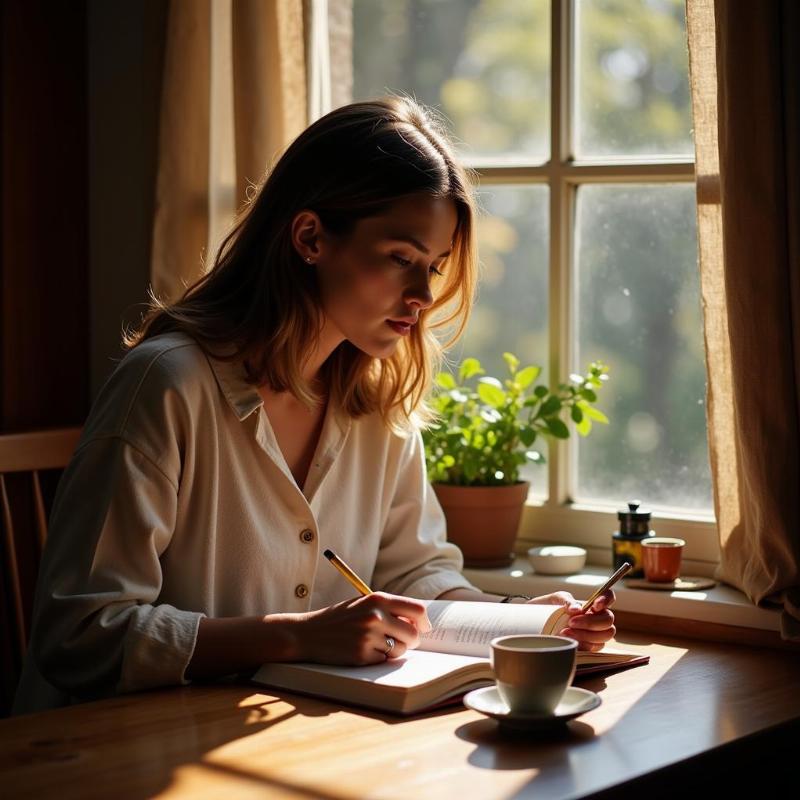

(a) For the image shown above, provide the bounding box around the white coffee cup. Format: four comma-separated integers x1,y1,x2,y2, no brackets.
490,634,578,715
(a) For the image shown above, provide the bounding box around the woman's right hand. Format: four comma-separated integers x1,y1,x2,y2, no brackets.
286,592,432,665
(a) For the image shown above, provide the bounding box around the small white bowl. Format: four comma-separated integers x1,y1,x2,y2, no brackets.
527,545,587,575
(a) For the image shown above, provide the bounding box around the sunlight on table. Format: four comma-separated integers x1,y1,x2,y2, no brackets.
587,641,689,732
190,701,540,800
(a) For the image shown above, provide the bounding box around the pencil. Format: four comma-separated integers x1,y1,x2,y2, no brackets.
323,548,372,596
580,562,631,614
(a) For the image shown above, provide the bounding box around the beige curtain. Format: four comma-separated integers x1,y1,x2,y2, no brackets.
151,0,308,302
687,0,800,639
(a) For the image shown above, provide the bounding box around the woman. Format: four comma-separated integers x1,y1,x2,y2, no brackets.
14,97,615,713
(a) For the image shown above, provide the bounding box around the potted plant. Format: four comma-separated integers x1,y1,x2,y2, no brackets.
423,353,609,567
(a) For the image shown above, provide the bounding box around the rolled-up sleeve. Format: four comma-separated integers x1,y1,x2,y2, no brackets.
371,430,477,599
30,436,204,699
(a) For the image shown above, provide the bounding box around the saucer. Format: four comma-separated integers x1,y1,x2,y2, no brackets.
626,576,716,591
463,686,601,731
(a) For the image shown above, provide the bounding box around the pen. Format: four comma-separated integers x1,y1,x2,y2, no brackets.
580,561,631,614
323,548,372,596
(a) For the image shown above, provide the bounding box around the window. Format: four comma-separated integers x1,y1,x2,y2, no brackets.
325,0,716,565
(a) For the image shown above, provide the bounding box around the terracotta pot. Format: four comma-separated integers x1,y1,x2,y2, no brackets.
432,481,530,568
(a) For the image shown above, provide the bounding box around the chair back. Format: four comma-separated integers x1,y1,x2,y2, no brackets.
0,427,81,714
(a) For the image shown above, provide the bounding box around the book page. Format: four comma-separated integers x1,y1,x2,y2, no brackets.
257,650,490,689
417,600,563,658
252,649,494,713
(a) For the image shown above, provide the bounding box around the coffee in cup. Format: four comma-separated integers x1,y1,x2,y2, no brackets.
490,634,578,715
641,536,686,582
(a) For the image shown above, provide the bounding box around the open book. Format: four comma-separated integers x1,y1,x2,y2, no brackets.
252,600,649,715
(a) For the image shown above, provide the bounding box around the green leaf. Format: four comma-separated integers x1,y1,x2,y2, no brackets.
441,454,455,467
545,418,570,439
576,416,592,437
502,352,519,374
477,380,506,408
431,395,450,413
571,405,583,424
446,431,464,448
578,401,610,424
459,357,483,381
534,385,549,398
519,426,537,446
436,372,456,390
539,396,562,416
516,365,541,389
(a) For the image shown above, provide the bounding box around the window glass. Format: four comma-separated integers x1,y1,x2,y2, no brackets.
574,184,711,512
451,184,549,497
342,1,709,519
574,0,693,158
352,0,551,163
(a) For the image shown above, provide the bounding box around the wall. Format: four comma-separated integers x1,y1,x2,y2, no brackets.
0,1,167,429
87,0,166,396
1,1,89,431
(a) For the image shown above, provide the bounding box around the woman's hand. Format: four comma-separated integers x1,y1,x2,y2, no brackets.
288,592,432,665
527,590,616,652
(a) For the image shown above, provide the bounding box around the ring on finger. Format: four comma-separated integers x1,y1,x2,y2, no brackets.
383,636,395,657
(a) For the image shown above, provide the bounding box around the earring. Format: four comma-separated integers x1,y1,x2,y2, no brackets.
305,256,314,264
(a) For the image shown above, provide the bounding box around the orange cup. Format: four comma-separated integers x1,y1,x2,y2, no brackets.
641,537,685,582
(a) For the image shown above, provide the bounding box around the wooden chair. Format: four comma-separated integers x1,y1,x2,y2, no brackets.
0,427,81,713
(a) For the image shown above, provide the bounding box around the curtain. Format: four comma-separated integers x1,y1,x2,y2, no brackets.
686,0,800,640
151,0,308,302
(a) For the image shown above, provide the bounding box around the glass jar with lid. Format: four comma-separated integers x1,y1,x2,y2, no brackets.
612,501,656,578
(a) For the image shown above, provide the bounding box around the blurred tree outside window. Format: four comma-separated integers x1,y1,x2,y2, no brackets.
329,0,712,518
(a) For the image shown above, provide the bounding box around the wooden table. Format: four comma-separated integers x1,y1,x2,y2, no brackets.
3,632,800,800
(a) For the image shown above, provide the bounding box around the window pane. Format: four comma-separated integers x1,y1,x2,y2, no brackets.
451,184,549,497
351,0,550,163
574,0,693,158
574,184,712,513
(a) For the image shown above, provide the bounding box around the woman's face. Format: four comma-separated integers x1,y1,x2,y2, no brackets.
313,194,458,358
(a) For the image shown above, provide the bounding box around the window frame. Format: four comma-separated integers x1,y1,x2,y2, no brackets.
459,0,715,567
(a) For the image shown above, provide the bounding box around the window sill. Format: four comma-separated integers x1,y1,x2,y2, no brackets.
463,558,789,647
517,500,720,568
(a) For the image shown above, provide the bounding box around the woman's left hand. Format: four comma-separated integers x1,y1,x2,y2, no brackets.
527,590,616,652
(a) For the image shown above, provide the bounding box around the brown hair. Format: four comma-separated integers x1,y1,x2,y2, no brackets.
125,96,478,430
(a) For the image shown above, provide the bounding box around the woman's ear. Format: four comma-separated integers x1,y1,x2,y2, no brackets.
291,210,325,265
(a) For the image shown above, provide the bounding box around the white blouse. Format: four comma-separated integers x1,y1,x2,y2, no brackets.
13,332,475,714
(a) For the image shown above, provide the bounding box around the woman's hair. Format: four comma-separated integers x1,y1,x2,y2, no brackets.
125,96,478,430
